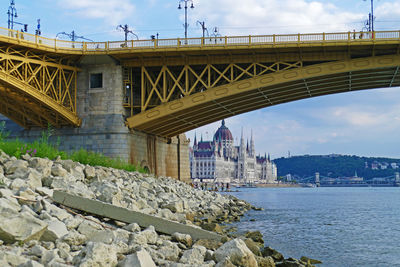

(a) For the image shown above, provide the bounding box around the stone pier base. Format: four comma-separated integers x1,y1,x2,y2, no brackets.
1,118,190,183
0,55,190,182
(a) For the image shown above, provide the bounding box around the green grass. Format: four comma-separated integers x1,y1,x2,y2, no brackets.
0,122,146,173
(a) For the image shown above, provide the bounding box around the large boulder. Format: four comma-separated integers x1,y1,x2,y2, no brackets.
246,231,264,245
29,157,53,177
256,256,276,267
0,196,21,213
119,248,156,267
201,223,223,234
262,247,284,261
162,200,184,213
4,159,28,176
122,222,141,233
40,218,68,242
83,166,96,180
77,220,104,240
275,258,305,267
51,164,68,177
42,200,71,221
131,226,158,245
62,230,87,246
172,232,192,247
0,210,47,244
0,249,30,266
244,238,262,256
194,238,222,251
22,169,43,189
300,256,322,264
73,242,117,267
179,245,207,264
214,238,258,267
95,183,123,206
215,258,236,267
156,240,181,261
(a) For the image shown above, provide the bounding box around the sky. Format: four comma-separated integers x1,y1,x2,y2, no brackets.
3,0,400,159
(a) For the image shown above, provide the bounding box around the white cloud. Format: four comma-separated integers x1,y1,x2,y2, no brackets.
191,0,363,36
314,102,400,129
56,0,135,25
377,1,400,17
332,108,378,127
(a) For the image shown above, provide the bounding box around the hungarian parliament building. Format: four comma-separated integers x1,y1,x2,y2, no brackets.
189,120,277,184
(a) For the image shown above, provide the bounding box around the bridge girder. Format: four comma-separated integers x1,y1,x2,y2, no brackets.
0,45,81,128
1,27,400,135
126,54,400,137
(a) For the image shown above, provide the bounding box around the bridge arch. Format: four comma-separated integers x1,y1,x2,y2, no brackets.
126,54,400,137
0,47,81,128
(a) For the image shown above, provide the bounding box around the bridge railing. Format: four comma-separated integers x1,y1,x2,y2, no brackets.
1,26,399,52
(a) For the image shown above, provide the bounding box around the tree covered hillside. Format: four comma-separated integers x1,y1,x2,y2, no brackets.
274,154,400,180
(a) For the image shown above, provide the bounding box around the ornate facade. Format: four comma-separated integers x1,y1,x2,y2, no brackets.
190,120,277,184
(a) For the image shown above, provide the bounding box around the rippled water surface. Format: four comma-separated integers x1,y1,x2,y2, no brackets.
228,187,400,267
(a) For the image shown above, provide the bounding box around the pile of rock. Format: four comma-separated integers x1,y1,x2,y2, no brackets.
0,150,320,266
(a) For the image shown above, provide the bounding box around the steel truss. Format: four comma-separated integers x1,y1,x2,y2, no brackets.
126,55,400,137
0,46,80,128
125,61,302,113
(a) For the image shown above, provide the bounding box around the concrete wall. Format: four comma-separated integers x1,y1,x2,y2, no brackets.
0,55,190,182
129,131,190,182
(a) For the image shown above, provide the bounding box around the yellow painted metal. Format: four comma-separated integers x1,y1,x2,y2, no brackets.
0,45,81,128
0,26,400,134
126,55,400,137
138,62,302,112
0,26,399,54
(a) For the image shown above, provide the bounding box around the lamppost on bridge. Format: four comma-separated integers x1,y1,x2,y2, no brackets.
7,0,28,32
178,0,194,40
210,27,222,44
56,31,93,42
117,24,139,42
35,19,41,36
197,21,208,38
363,0,375,32
7,0,17,29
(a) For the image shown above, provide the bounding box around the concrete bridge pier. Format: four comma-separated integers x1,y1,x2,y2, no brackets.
315,172,320,187
394,172,400,187
1,55,190,182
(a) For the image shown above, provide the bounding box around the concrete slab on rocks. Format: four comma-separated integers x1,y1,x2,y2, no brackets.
53,190,222,241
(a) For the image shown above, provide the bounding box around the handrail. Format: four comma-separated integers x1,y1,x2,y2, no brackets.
0,26,399,53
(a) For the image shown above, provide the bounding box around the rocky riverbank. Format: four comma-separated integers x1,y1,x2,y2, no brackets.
0,150,320,266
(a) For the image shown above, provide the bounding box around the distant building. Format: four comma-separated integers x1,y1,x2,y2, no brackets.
371,162,379,170
189,120,277,184
380,163,388,170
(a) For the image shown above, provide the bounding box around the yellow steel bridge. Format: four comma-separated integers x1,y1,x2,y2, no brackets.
1,27,400,136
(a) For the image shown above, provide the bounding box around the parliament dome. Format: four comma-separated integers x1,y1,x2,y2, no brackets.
213,120,233,141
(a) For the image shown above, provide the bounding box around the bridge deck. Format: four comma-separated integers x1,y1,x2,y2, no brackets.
0,27,399,55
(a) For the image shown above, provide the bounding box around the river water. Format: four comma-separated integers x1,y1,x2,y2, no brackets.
228,187,400,266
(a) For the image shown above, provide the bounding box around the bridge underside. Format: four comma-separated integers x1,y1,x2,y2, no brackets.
126,55,400,137
0,81,74,128
0,45,81,128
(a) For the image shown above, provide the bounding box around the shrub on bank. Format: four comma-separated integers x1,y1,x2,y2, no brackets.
0,122,146,173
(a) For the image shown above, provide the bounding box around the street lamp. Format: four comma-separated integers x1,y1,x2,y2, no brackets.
117,24,139,42
178,0,194,40
363,0,374,32
7,0,17,29
7,0,28,32
197,21,208,38
210,27,222,43
56,31,93,42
